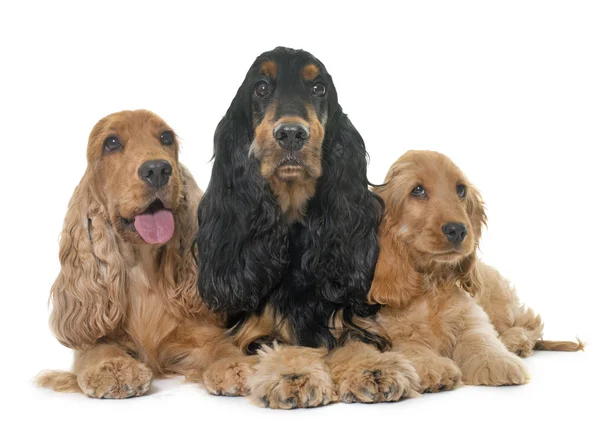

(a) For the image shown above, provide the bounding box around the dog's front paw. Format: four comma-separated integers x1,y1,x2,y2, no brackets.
462,353,529,386
415,356,462,393
253,370,335,409
78,357,152,399
336,352,420,403
203,356,255,397
500,327,536,357
249,344,335,409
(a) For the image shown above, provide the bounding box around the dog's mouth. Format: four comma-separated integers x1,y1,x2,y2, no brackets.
121,199,175,245
432,250,462,259
428,245,474,264
415,246,465,263
276,154,305,180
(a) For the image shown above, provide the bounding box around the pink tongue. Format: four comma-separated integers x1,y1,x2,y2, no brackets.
133,209,175,244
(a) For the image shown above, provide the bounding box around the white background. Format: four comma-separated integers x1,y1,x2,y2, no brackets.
1,1,598,432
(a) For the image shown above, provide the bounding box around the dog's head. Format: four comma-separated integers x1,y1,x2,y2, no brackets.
370,151,487,306
211,47,346,221
247,47,335,185
384,151,486,264
86,110,182,245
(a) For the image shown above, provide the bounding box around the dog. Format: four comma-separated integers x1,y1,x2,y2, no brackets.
194,47,419,408
370,150,581,392
37,110,251,398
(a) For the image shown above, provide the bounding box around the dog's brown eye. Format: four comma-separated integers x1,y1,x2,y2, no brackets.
103,136,122,153
160,131,175,145
312,82,326,97
457,184,466,198
254,81,271,98
411,185,426,198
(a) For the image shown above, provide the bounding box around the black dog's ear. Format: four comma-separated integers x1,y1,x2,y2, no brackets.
194,90,289,315
304,110,384,318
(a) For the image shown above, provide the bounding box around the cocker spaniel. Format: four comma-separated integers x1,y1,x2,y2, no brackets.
370,150,581,392
37,110,249,398
195,47,419,408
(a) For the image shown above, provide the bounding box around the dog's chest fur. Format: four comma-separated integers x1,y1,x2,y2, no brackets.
121,247,179,367
381,286,472,357
233,222,342,352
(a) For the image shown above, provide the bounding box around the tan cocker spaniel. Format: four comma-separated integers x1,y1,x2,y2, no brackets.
37,110,252,398
370,150,582,392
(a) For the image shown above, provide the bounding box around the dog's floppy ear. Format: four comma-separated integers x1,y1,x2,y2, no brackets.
466,186,487,240
195,86,289,315
368,214,422,309
158,165,206,316
457,186,487,295
456,252,483,296
49,171,126,349
304,111,383,316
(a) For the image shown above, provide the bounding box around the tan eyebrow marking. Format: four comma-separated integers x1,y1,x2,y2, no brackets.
260,61,277,78
302,64,319,80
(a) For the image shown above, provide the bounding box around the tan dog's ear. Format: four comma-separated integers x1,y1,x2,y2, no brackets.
456,185,487,296
456,252,483,296
368,220,421,309
49,171,126,349
467,186,487,239
158,165,207,317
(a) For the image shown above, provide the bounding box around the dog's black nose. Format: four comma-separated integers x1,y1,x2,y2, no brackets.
138,160,172,189
273,123,309,151
442,222,468,245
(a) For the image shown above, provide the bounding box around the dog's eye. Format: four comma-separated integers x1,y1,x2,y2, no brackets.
411,185,426,198
160,131,175,145
103,136,123,153
312,82,326,97
254,80,271,98
457,184,467,199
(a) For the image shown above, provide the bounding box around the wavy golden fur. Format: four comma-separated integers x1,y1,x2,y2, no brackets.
371,151,582,393
37,110,253,399
474,263,583,356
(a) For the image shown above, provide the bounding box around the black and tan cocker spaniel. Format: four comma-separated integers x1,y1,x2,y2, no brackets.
195,47,419,408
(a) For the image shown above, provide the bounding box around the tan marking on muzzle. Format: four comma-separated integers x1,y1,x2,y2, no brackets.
250,104,325,223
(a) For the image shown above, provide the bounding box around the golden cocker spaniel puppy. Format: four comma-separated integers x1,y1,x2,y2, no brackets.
37,110,250,398
370,150,581,393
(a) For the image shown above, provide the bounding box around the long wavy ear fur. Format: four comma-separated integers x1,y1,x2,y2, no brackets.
195,88,289,315
49,171,126,349
304,111,384,320
158,165,206,317
457,186,487,295
368,213,422,309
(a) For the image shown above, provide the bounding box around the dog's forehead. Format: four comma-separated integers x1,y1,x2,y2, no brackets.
430,155,463,183
390,151,465,193
253,48,324,80
93,111,167,141
424,162,462,190
114,112,167,134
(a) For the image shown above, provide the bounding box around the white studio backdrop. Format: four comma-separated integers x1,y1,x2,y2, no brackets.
1,1,598,432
